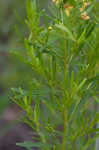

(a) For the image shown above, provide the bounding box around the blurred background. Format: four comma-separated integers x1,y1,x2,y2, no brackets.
0,0,49,149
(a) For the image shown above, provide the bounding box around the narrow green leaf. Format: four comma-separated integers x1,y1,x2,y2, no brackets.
94,96,99,103
16,141,50,148
81,134,99,150
55,24,76,41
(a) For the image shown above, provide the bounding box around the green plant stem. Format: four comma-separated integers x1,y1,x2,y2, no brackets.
61,30,68,150
36,123,47,150
62,108,67,150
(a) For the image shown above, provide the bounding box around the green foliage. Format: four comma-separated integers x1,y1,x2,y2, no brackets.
11,0,99,149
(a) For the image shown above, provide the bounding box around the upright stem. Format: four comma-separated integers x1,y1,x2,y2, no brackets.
61,29,67,149
61,64,67,150
60,3,68,149
60,1,64,24
62,107,67,150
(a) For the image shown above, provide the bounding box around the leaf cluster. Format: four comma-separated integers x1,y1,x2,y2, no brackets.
11,0,99,150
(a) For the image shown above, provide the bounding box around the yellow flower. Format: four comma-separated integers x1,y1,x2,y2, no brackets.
81,12,90,20
80,1,91,12
83,2,91,7
48,26,52,30
80,7,84,12
52,0,59,5
64,4,74,17
80,1,91,20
